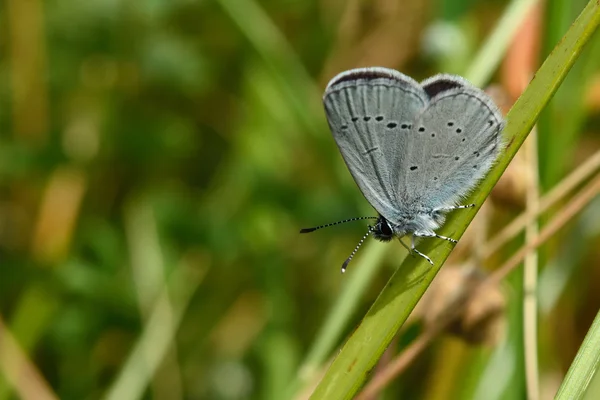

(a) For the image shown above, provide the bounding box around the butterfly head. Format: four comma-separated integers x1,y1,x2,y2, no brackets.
372,215,396,242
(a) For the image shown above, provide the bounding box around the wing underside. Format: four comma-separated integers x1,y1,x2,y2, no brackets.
401,83,504,210
323,68,428,220
323,69,504,221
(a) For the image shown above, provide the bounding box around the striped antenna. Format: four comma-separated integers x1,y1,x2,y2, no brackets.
341,226,374,273
300,216,377,233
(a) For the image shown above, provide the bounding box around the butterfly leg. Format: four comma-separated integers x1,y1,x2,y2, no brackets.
434,234,457,243
434,204,475,213
411,235,434,265
397,237,411,253
415,231,458,244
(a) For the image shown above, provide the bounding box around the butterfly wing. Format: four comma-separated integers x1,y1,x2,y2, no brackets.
399,75,504,210
323,67,428,220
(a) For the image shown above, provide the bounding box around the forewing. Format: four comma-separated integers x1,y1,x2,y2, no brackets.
323,67,428,220
399,76,504,210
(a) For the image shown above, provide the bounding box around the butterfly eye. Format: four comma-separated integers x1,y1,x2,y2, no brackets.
381,220,393,236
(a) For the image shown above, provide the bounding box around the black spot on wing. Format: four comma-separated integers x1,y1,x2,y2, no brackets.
363,147,379,155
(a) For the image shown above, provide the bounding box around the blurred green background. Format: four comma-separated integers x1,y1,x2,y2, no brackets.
1,0,599,399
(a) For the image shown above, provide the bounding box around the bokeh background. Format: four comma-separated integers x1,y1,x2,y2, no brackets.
1,0,600,399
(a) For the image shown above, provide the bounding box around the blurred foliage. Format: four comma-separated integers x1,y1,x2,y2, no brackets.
0,0,599,399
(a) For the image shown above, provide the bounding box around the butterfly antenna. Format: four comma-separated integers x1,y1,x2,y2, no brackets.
300,216,377,233
341,226,374,273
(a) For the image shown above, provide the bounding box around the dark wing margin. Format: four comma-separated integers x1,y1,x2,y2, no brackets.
420,73,470,97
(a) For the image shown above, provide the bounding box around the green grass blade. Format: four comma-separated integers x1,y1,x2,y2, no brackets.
556,308,600,399
310,1,600,398
465,0,539,87
287,242,403,397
